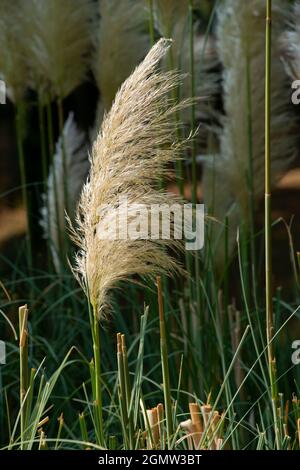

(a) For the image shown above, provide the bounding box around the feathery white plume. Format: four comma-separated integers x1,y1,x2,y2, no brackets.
94,0,149,114
280,1,300,80
0,0,28,103
22,0,94,101
71,39,193,317
41,113,89,270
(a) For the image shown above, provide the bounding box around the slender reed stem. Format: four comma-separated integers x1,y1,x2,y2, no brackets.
46,99,54,157
38,97,51,266
265,0,279,448
79,412,89,449
189,0,197,205
121,334,134,448
148,0,155,46
38,98,48,192
46,98,64,270
265,0,274,367
188,0,202,352
55,413,64,449
16,104,32,272
56,98,71,264
92,304,105,447
245,51,258,308
157,276,173,448
167,48,184,196
57,97,64,134
117,333,128,447
57,98,70,215
24,368,35,432
19,305,29,450
117,333,134,448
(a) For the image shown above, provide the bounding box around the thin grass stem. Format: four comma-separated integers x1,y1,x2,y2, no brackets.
16,104,32,273
91,304,105,447
157,276,173,448
19,305,29,450
265,1,279,448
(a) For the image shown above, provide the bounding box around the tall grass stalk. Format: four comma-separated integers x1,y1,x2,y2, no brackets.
38,97,51,266
166,45,184,197
55,413,64,450
265,0,273,359
148,0,155,46
117,333,134,448
38,99,48,192
78,412,89,448
157,276,173,448
46,100,54,157
16,104,32,273
189,0,196,205
188,0,202,359
245,52,258,307
45,97,64,270
117,333,128,447
57,99,69,216
120,335,134,448
53,98,71,266
91,303,105,447
19,305,29,450
265,0,279,448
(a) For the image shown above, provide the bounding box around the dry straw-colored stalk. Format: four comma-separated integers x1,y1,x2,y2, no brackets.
143,403,164,449
179,402,224,450
203,0,297,264
146,407,160,448
94,0,149,115
22,0,94,101
70,38,192,317
40,112,89,271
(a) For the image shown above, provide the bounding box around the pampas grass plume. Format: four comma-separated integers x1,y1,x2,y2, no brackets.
23,0,94,101
280,1,300,80
71,39,192,318
94,0,149,113
0,0,28,103
41,112,89,270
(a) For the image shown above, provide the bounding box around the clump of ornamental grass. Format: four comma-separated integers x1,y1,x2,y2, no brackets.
0,0,28,103
69,38,194,447
22,0,94,102
41,112,89,271
70,38,193,318
203,0,297,268
93,0,149,117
